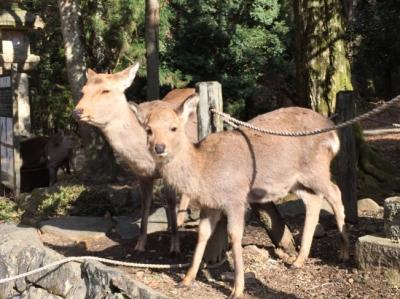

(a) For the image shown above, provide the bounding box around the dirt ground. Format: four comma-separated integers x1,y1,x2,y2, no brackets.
41,103,400,299
41,208,399,299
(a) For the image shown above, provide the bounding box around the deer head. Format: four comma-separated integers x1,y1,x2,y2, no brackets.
73,63,139,127
132,94,199,162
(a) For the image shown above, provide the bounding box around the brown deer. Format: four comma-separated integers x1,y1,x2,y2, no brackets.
133,95,350,299
73,63,194,253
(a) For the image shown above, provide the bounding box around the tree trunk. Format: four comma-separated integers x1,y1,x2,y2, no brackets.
251,203,297,256
58,0,118,181
294,0,353,115
57,0,86,104
145,0,160,100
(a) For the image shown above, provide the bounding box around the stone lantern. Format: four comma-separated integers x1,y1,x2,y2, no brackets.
0,0,43,194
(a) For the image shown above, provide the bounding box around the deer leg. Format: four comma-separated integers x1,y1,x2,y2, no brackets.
48,166,57,186
226,206,245,299
164,184,180,254
293,190,322,268
177,194,190,227
323,182,350,261
135,179,154,252
180,208,221,287
64,159,71,175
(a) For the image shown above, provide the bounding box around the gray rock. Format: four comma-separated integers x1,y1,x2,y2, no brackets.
0,224,43,298
113,215,141,239
27,249,87,298
21,286,63,299
0,223,167,299
0,224,87,299
39,216,113,242
357,198,382,214
356,235,400,270
384,196,400,241
113,207,168,239
277,199,304,217
243,245,269,262
321,199,334,215
83,260,167,299
277,199,333,218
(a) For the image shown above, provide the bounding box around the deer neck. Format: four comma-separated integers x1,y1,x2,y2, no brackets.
160,138,204,201
103,105,156,177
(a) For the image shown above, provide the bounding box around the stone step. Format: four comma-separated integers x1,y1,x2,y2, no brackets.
384,196,400,241
356,235,400,270
39,216,113,242
113,207,169,240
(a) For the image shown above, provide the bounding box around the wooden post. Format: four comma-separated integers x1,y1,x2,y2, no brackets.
335,91,358,223
196,82,228,263
196,81,223,140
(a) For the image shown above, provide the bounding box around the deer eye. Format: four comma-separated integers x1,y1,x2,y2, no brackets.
146,127,153,135
170,126,177,132
102,90,110,94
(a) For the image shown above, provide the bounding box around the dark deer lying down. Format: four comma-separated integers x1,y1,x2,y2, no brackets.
133,95,350,299
73,63,196,253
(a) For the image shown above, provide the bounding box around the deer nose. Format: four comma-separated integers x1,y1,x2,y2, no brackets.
73,108,84,120
154,144,166,154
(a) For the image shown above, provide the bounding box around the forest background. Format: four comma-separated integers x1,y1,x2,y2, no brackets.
19,0,400,136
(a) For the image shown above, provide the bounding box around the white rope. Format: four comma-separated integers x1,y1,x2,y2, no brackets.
211,95,400,136
0,256,190,285
0,255,227,285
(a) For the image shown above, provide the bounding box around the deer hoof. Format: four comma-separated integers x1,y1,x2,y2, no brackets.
177,279,192,289
134,236,147,252
228,289,244,299
169,236,181,255
339,249,350,262
291,258,305,269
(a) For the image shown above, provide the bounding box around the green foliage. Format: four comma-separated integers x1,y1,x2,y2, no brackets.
0,198,21,222
20,0,292,133
80,0,145,72
165,0,290,118
17,183,137,223
20,0,75,134
38,185,86,217
350,0,400,100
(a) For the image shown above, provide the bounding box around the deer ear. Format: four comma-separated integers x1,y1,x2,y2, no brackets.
128,101,146,125
119,62,140,90
86,68,97,80
178,94,199,123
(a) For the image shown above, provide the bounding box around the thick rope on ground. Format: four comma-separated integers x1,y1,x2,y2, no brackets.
211,95,400,136
0,254,227,285
0,256,190,285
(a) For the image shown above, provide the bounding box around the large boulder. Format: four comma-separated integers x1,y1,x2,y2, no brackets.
0,224,86,299
0,224,167,299
357,198,382,214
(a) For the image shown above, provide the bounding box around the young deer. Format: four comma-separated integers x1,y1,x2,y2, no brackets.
134,95,350,299
73,63,194,253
